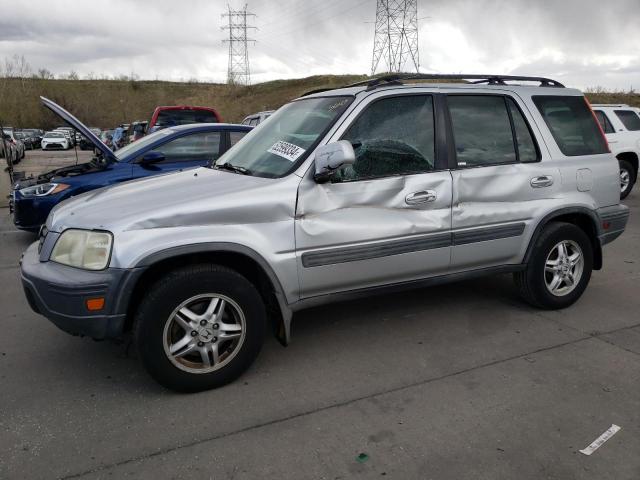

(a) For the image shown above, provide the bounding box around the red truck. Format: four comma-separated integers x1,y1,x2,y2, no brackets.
148,106,222,133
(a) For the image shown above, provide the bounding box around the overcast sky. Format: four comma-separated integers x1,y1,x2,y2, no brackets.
0,0,638,90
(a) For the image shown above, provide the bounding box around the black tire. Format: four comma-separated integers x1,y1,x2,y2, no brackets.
514,222,593,309
135,264,267,392
619,159,635,199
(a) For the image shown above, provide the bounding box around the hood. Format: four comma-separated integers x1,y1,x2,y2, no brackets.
40,97,117,163
47,167,297,233
14,160,106,189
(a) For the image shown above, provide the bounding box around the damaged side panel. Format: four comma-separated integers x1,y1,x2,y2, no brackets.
295,171,453,298
450,162,562,269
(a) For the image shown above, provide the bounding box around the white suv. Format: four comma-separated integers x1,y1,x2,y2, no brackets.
592,104,640,198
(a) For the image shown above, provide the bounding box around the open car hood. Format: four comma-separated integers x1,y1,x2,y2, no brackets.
40,96,117,163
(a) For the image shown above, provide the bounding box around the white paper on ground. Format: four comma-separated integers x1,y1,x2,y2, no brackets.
579,424,621,456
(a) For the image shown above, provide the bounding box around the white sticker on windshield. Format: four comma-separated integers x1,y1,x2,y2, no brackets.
268,141,305,162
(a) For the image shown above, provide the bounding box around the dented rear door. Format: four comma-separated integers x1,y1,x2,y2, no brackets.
446,93,560,271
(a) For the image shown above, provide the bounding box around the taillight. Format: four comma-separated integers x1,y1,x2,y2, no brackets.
584,97,610,153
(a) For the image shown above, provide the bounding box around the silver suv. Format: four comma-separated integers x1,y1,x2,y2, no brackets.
21,74,629,392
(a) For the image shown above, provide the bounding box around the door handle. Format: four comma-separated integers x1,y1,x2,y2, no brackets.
530,175,554,188
405,190,437,205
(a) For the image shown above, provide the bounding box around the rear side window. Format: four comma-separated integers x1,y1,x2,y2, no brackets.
532,96,608,156
593,110,615,134
615,110,640,131
448,95,516,166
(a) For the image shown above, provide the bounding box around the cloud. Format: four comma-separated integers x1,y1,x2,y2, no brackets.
0,0,638,89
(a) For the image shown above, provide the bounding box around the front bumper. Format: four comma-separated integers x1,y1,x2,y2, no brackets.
11,192,54,232
20,241,141,339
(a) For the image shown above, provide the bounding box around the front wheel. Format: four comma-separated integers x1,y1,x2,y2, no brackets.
135,264,267,392
514,222,593,309
619,159,635,199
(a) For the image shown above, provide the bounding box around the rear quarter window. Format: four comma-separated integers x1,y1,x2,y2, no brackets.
615,110,640,131
533,96,609,156
593,110,615,134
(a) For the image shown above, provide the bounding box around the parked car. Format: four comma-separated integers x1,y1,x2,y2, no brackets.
54,126,76,146
11,97,251,232
1,131,17,164
242,110,275,126
591,104,640,198
127,121,148,143
51,129,74,149
79,128,101,150
20,75,628,393
148,106,222,133
41,131,70,150
2,128,25,162
100,129,114,149
18,129,43,149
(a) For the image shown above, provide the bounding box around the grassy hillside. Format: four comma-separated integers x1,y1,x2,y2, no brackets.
0,75,366,129
0,74,638,129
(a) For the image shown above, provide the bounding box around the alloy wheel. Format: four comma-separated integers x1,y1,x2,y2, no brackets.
544,240,584,296
162,293,246,374
620,167,630,194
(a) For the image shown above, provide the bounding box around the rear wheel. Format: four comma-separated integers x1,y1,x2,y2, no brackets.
619,159,635,199
135,264,267,392
514,222,593,309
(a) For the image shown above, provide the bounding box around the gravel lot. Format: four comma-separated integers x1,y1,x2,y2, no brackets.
1,150,639,479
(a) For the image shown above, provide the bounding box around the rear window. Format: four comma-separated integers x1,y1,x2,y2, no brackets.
615,110,640,131
533,96,608,156
156,109,219,127
593,110,615,134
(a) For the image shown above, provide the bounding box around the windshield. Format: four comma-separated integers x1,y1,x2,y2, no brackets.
45,132,63,138
114,127,174,159
214,96,353,178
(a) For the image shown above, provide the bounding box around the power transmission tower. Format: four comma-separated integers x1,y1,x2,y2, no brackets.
222,5,256,85
371,0,419,75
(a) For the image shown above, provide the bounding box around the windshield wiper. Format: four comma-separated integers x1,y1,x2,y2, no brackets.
214,163,251,175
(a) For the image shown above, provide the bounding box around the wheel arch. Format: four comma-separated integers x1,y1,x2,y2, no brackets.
124,243,292,345
524,207,603,270
617,151,639,181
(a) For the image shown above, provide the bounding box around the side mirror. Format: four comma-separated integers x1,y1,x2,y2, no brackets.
314,140,355,183
139,151,165,166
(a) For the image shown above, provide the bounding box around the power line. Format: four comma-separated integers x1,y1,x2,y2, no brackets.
371,0,420,75
222,4,256,85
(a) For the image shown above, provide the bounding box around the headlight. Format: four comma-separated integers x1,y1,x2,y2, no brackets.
50,229,113,270
19,183,69,197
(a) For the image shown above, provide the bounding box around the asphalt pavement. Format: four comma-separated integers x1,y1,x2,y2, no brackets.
1,151,639,479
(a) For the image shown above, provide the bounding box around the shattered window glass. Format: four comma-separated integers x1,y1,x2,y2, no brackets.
335,95,435,182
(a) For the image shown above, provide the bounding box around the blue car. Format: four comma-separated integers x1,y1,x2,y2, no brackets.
11,97,252,232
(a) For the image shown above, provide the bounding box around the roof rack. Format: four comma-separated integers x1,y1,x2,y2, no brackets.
349,73,565,91
300,73,564,98
590,104,630,108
